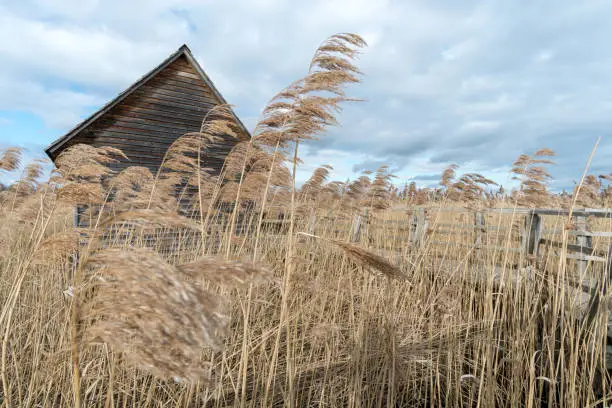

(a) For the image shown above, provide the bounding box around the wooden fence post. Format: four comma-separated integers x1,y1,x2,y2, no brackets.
409,211,417,248
73,205,82,228
363,208,370,240
603,245,612,294
308,212,317,235
410,208,427,249
521,211,542,258
474,211,485,260
351,214,362,243
575,215,593,279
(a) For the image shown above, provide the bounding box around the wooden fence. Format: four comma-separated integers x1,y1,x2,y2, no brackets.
77,203,612,278
288,206,612,361
340,207,612,274
77,203,612,367
260,206,612,270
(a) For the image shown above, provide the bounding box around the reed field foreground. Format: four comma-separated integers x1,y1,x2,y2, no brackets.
1,33,612,407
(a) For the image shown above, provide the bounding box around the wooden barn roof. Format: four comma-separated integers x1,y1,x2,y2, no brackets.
45,44,250,161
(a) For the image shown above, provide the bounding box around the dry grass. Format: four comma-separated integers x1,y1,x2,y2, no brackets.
0,33,611,407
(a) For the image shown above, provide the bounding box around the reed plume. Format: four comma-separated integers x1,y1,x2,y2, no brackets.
343,172,372,209
34,230,81,264
150,104,240,214
109,166,155,210
369,164,396,210
300,164,333,203
453,173,497,204
0,147,22,172
57,182,104,205
298,232,407,281
54,144,126,183
511,148,556,207
249,33,367,404
78,244,272,384
81,249,223,382
440,164,458,190
574,174,601,207
331,239,407,280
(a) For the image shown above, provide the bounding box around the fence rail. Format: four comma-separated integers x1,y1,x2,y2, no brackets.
344,206,612,267
77,204,612,283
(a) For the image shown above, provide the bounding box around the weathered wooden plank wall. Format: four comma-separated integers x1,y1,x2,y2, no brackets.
51,54,240,175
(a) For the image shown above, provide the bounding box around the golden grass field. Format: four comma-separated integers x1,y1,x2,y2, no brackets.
1,33,611,407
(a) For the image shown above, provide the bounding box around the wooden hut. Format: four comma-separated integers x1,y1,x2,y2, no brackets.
45,45,250,229
45,44,250,174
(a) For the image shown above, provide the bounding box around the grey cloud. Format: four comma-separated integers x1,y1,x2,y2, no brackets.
351,159,403,174
409,174,440,181
351,160,389,173
2,0,612,190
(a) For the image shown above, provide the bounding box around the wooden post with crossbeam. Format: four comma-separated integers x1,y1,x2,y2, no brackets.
575,215,593,284
521,210,542,258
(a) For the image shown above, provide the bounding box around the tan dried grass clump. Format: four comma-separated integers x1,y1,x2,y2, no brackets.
343,172,372,209
223,141,250,178
23,158,46,181
178,257,273,288
34,230,81,264
146,104,244,218
301,164,333,201
54,144,126,183
8,158,49,202
6,186,58,223
109,166,155,209
57,182,104,205
240,155,291,200
50,145,129,226
98,209,201,231
400,181,418,202
82,249,227,382
158,105,238,177
80,247,272,383
295,164,335,215
454,173,497,204
218,141,290,213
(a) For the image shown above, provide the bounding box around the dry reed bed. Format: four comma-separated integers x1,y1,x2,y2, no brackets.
0,32,611,407
1,202,610,407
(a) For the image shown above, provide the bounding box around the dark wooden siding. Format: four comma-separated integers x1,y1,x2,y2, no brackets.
62,55,240,175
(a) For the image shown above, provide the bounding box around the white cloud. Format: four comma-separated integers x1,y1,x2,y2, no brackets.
0,8,185,89
441,40,477,61
1,0,612,188
457,120,500,135
298,145,365,184
536,50,554,62
0,77,103,129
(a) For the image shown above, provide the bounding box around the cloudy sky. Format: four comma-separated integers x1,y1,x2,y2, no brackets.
1,0,611,190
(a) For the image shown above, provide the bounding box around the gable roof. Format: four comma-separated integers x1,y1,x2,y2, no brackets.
45,44,250,161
